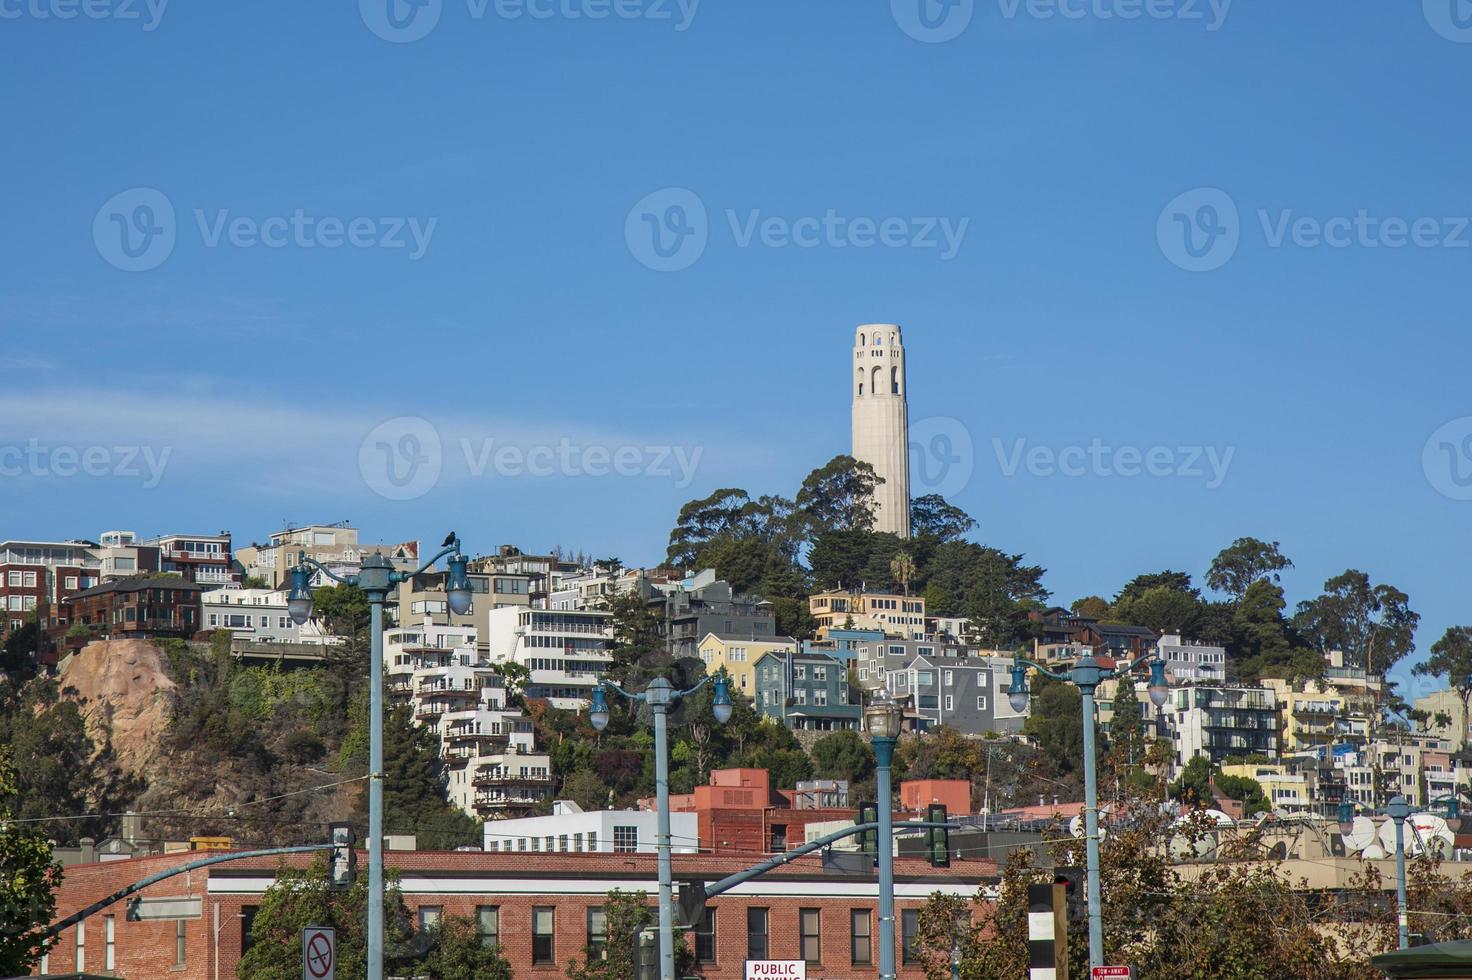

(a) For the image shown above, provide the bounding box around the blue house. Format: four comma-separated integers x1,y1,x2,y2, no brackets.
753,649,862,732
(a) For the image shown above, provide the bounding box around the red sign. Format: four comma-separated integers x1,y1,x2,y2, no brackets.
1092,968,1134,979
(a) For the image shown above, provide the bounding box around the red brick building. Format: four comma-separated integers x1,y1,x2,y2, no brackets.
37,848,994,978
653,769,861,855
62,577,205,640
0,540,101,644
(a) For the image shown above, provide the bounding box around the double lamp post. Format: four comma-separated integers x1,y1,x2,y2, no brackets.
286,534,475,980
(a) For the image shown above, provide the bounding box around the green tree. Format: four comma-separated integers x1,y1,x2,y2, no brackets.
0,748,62,976
910,494,976,542
310,583,372,639
234,858,416,979
1294,570,1419,677
1215,772,1272,816
1107,679,1145,770
349,704,481,849
1112,585,1202,635
890,551,917,597
1070,595,1112,620
1205,537,1294,601
0,617,45,676
1114,570,1199,606
565,889,693,980
419,915,513,980
1169,755,1214,807
1022,676,1087,775
794,454,883,537
1413,627,1472,747
810,730,876,784
562,768,613,812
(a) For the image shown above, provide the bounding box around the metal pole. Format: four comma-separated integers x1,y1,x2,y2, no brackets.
654,699,675,980
875,735,897,980
1080,683,1104,968
368,595,385,980
1393,807,1409,949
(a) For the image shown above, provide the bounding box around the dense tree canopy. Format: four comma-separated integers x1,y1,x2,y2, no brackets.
1295,570,1419,677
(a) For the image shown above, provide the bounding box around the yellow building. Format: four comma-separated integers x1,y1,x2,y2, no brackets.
808,590,926,640
1220,762,1310,812
1262,679,1370,753
698,633,799,696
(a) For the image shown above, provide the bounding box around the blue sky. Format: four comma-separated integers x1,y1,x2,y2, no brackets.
2,1,1470,697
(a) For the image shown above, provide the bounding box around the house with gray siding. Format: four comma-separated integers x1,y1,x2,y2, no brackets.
861,646,1025,736
753,649,862,732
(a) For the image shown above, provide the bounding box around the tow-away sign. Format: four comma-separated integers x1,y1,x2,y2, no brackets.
1091,968,1134,979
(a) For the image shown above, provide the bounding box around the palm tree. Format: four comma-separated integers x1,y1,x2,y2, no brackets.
890,552,917,597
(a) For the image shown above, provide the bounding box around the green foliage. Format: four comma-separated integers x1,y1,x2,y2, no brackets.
1022,675,1088,775
910,494,976,543
349,704,481,850
1206,537,1294,600
0,747,63,975
1215,773,1272,816
794,454,883,536
310,583,372,640
1169,755,1214,806
561,768,613,811
234,858,416,979
419,915,513,980
1112,585,1202,635
1294,569,1419,676
1071,595,1112,619
0,617,46,675
810,730,876,784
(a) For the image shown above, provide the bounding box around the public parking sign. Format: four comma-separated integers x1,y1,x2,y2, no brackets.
303,926,335,980
1091,968,1134,979
746,961,806,979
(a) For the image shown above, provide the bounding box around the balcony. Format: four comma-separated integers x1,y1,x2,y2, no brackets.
443,725,509,746
473,790,550,811
416,702,451,721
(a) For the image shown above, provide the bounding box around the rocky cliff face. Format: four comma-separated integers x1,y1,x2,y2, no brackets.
58,639,176,779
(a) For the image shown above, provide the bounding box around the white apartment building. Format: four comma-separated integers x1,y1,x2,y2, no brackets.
1162,685,1280,772
484,606,614,710
482,800,698,856
1156,634,1227,684
202,588,341,646
385,621,554,819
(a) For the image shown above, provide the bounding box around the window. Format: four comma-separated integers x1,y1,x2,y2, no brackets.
694,909,717,963
6,572,18,586
800,908,821,963
418,906,443,931
75,921,84,970
533,907,555,965
944,670,953,686
22,571,35,587
795,665,806,680
902,909,920,964
174,918,186,967
814,688,828,706
945,695,954,711
614,825,639,852
65,576,78,590
559,834,569,852
587,907,608,959
479,906,503,941
851,909,872,965
747,907,769,960
105,915,116,970
977,696,986,710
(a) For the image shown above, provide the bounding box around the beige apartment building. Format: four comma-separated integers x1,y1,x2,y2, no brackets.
809,589,926,640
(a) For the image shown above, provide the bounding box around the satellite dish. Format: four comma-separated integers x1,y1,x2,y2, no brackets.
1362,843,1387,860
1381,814,1456,858
1343,816,1377,854
1069,815,1109,841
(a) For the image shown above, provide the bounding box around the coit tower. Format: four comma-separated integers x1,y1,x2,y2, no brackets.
851,323,911,538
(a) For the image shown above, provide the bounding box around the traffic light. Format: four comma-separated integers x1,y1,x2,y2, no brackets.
925,804,950,867
1054,866,1085,924
329,822,357,890
858,803,878,864
677,881,707,929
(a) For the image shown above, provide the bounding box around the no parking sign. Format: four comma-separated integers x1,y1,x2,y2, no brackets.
303,926,335,980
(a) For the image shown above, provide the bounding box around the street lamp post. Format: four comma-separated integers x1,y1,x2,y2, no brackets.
1357,794,1461,950
287,535,474,980
1007,651,1169,970
864,692,903,980
589,671,733,980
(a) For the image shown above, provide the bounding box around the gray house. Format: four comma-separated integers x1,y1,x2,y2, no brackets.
879,653,1024,736
753,649,862,732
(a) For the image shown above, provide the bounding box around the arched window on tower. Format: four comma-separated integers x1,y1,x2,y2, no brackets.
873,333,882,347
859,334,866,346
871,365,883,395
856,368,865,396
891,366,901,394
889,333,896,346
